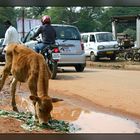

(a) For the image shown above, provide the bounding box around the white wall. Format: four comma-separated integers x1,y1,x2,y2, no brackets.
16,18,41,38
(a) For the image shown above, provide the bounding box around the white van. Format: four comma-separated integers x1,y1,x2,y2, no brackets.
81,32,119,61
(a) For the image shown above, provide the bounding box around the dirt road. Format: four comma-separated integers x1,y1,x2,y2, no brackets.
50,66,140,120
1,60,140,133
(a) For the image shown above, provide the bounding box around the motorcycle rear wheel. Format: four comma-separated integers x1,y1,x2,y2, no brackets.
48,61,57,79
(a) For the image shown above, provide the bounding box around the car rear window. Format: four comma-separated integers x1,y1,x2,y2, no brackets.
53,26,81,40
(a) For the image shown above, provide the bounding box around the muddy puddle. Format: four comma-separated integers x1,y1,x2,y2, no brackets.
9,92,139,133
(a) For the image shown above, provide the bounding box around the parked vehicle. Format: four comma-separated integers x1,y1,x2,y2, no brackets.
124,48,135,61
81,32,119,61
117,47,139,61
133,49,140,61
0,38,5,62
22,24,86,72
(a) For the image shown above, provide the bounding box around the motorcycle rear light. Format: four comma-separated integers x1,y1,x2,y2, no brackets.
53,48,59,53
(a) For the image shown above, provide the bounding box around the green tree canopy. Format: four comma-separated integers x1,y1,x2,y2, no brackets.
1,6,140,39
42,7,79,24
0,7,16,37
42,7,104,32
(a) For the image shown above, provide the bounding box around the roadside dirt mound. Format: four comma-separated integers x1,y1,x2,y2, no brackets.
86,59,140,70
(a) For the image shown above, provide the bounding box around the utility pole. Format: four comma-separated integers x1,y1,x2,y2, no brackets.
136,15,140,48
22,7,25,38
112,19,117,40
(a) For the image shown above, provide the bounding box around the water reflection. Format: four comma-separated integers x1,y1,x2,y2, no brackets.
52,101,82,121
73,111,140,133
52,102,140,133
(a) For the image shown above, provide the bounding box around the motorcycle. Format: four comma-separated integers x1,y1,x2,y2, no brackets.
124,51,133,61
29,38,61,79
124,47,140,61
40,43,61,79
133,49,140,61
120,47,136,61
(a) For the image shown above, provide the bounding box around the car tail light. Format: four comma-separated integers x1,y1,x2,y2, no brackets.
81,41,84,50
53,48,59,53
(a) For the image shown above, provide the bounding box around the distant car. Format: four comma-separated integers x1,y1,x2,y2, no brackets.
81,32,119,61
22,24,86,72
0,38,5,62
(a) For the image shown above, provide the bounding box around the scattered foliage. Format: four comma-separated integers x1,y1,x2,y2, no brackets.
0,109,80,133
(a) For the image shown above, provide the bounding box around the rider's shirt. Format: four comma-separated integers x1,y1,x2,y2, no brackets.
33,24,56,44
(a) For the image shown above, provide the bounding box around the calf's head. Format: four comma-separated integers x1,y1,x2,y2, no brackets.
30,95,53,124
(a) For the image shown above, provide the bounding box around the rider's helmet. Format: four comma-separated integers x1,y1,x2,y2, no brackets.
41,15,51,25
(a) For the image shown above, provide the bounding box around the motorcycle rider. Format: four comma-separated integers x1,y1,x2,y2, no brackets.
31,15,56,53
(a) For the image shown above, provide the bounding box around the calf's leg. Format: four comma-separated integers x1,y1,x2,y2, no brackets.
0,53,12,91
27,73,38,122
0,65,12,91
10,78,18,112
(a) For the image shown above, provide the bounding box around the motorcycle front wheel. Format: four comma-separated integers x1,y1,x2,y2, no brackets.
133,53,140,61
124,52,133,61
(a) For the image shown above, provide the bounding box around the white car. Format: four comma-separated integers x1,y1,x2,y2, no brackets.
81,32,119,61
23,24,86,72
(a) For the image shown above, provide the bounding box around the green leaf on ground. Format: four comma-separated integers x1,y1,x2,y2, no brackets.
0,109,81,133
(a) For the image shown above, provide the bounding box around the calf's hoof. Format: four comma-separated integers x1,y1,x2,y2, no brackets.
13,106,19,112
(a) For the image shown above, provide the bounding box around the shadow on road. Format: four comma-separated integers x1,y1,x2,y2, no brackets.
55,74,82,80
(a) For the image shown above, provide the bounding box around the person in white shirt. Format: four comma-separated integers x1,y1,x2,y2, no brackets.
2,20,20,51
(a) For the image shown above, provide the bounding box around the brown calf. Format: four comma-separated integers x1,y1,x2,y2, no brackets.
0,43,53,124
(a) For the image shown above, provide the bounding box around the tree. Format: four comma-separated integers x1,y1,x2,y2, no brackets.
15,7,46,19
43,7,79,24
100,7,140,32
1,6,140,38
99,7,140,40
42,7,104,32
77,7,104,32
0,7,16,37
123,28,136,40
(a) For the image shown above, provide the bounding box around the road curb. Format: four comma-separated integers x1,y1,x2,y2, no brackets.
86,61,140,71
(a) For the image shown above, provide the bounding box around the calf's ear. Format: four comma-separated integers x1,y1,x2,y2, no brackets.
51,97,63,103
29,95,40,102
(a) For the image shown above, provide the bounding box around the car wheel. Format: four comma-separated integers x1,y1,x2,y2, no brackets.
110,54,116,61
75,64,85,72
90,52,98,61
